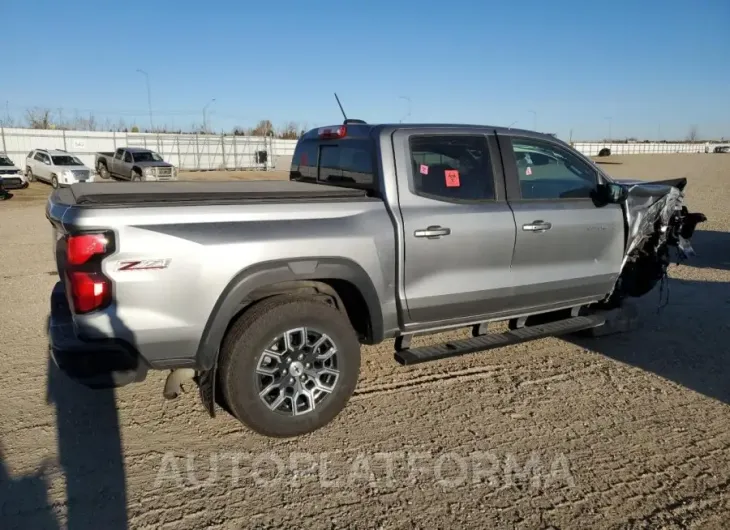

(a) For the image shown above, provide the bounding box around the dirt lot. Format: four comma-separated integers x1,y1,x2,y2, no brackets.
1,154,729,529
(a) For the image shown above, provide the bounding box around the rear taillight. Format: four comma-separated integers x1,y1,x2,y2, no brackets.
69,272,110,313
64,232,114,314
67,233,109,265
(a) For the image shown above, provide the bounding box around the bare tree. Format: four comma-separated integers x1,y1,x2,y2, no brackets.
277,122,300,139
687,125,699,142
26,107,54,129
251,120,273,136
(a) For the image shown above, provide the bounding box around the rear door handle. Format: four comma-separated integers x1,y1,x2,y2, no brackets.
414,225,451,239
522,220,552,232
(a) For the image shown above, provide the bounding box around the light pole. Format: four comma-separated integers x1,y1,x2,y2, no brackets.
203,98,216,133
136,69,153,131
604,116,612,140
399,96,411,123
528,110,536,131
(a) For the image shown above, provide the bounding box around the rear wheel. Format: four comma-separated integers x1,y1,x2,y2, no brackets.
218,296,361,438
98,163,110,179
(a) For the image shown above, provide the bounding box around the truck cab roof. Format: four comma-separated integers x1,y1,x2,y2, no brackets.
300,122,564,145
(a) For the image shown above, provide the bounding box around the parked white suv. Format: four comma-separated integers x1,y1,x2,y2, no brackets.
0,153,29,189
25,149,95,188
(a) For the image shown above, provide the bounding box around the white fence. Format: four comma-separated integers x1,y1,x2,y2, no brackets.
572,142,714,156
0,127,298,172
1,127,722,172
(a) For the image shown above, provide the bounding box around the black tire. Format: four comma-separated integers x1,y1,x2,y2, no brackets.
98,163,110,179
131,170,143,182
598,147,611,157
218,296,361,438
26,167,35,182
51,175,59,189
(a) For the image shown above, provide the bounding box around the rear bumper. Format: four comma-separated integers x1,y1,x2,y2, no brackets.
49,282,149,389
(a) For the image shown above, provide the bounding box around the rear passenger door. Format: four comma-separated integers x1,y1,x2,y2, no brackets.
112,148,125,177
497,133,625,311
392,129,518,325
34,152,51,181
123,151,134,178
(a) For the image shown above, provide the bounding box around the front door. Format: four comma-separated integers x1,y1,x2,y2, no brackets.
498,134,625,312
393,129,517,325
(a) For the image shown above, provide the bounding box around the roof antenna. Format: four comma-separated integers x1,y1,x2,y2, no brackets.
334,92,348,123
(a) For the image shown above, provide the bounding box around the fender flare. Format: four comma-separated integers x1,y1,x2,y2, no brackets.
195,257,384,371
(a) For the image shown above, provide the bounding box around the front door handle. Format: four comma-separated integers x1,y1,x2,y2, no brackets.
522,220,552,232
414,225,451,239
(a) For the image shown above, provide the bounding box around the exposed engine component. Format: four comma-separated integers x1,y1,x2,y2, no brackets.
605,178,706,306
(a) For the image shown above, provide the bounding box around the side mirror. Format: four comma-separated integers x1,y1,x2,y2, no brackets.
593,182,628,205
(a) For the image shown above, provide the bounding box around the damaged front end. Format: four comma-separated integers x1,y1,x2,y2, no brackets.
606,177,707,305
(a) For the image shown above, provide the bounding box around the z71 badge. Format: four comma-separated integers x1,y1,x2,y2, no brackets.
115,259,171,271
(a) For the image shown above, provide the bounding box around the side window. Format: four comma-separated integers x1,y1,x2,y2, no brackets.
124,152,133,163
318,140,374,186
289,140,318,182
33,152,44,162
510,139,597,200
43,154,51,164
114,149,124,160
408,135,494,201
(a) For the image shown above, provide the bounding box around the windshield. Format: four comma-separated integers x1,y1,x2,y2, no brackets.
52,155,83,166
132,151,163,162
0,156,14,166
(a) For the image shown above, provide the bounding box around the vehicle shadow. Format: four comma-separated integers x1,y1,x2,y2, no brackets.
681,230,730,271
567,277,730,405
41,290,135,530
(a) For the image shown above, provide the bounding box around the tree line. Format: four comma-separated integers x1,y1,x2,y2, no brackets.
0,108,305,139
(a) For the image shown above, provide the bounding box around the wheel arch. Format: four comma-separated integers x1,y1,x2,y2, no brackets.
195,258,384,371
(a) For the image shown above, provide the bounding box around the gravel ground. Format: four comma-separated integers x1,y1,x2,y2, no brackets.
1,154,729,529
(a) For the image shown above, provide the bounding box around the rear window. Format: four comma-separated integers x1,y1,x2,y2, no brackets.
290,138,376,189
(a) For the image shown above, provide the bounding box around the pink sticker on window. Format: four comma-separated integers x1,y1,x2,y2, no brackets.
444,170,461,187
419,164,429,175
525,166,532,176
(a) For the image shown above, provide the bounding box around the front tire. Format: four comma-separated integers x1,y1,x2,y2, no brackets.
51,175,59,189
219,296,361,438
131,170,143,182
26,168,35,182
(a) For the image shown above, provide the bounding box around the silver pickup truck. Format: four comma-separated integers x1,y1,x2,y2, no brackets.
95,147,177,181
46,121,706,438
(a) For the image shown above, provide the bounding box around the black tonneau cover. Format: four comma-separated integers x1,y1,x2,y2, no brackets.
58,180,368,206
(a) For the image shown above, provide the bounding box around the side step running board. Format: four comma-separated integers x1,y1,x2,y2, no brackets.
394,314,606,366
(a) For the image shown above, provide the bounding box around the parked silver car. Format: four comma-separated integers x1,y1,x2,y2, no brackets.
26,149,95,188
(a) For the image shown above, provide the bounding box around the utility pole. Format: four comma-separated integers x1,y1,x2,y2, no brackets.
203,98,216,133
136,69,153,131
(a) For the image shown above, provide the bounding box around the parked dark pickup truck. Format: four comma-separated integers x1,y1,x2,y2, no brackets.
46,121,706,438
95,147,177,181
